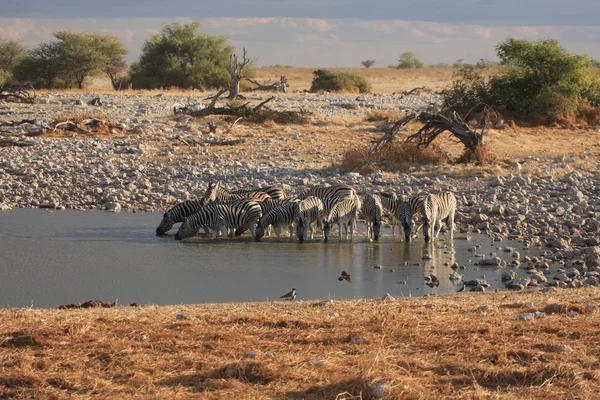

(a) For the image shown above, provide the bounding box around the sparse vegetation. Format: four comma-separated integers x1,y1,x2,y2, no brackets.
2,290,597,399
361,59,376,68
339,142,447,174
309,69,371,93
397,52,425,69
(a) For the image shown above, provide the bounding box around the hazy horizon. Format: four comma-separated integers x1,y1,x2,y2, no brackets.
1,1,598,67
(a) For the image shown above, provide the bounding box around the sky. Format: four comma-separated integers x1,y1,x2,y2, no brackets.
1,1,598,67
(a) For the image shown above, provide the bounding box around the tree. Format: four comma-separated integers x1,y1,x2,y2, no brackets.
90,34,128,90
361,59,376,68
227,47,253,98
0,39,28,84
130,22,233,90
490,38,593,115
11,31,128,89
397,52,424,69
442,38,596,118
13,42,65,88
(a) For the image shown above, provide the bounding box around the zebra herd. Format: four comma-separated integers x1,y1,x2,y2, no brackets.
155,181,457,243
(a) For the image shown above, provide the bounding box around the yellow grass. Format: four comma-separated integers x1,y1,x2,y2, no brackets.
2,289,600,399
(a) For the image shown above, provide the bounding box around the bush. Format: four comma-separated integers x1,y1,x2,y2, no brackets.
397,52,425,69
129,22,232,90
583,78,600,108
442,38,597,119
309,69,371,93
338,143,447,174
361,59,376,68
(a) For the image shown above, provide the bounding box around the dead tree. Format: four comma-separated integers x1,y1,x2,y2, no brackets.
371,112,417,151
181,89,275,118
247,76,288,93
372,111,486,153
0,83,37,103
227,48,251,99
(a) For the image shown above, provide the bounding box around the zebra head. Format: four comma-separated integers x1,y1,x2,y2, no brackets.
322,219,332,243
204,181,221,202
373,219,381,241
254,222,266,241
398,202,413,242
174,218,194,240
295,217,306,242
156,212,174,236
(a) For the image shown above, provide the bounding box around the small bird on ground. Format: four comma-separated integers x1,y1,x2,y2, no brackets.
338,271,352,283
280,288,297,301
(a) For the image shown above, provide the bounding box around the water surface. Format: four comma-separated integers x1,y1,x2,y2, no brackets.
0,209,541,308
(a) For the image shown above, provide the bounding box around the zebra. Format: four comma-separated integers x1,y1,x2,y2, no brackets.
299,184,357,202
422,191,457,242
256,198,300,237
377,192,400,236
174,204,231,240
323,199,359,242
394,201,413,242
294,196,324,242
362,194,383,241
204,181,271,203
254,202,298,241
228,199,263,237
175,200,262,240
156,198,209,236
231,186,287,200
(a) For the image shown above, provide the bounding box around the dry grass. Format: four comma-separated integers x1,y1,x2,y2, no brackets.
1,289,600,399
338,143,448,174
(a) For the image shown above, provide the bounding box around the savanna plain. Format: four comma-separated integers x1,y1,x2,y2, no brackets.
2,68,600,399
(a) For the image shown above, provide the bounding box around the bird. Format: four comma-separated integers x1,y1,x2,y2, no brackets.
338,271,352,283
280,288,297,301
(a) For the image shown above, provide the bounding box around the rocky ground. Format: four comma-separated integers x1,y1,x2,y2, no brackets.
1,92,600,291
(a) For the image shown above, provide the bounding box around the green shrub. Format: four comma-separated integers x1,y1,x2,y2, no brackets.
583,78,600,108
442,38,597,118
309,69,371,93
441,65,490,112
397,52,425,69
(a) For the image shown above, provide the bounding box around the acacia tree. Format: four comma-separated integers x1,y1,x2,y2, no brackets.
397,52,425,69
361,59,376,68
0,39,28,84
13,42,65,88
130,22,233,89
91,34,128,90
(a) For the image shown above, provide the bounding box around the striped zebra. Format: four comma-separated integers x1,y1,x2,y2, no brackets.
394,201,413,242
362,194,383,241
294,196,324,242
255,202,298,241
204,181,271,203
422,192,457,242
228,199,263,237
232,186,287,200
175,200,262,240
377,192,400,236
257,198,300,237
174,204,231,240
300,184,361,217
323,199,359,242
156,198,209,235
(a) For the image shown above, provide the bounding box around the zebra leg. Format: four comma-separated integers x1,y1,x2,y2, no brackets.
274,224,283,239
267,225,272,237
287,224,294,240
448,210,455,240
338,221,343,241
210,228,219,239
392,216,396,236
222,226,229,239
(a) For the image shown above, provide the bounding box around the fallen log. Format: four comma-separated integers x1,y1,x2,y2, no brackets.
247,76,288,93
